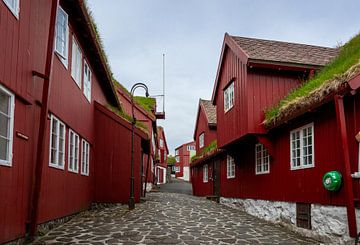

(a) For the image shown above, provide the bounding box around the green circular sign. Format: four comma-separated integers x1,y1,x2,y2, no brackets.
323,171,342,191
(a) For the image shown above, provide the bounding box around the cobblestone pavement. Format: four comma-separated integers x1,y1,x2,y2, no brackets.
34,193,318,244
156,177,192,195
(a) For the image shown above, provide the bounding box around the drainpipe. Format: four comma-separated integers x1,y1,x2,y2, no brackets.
29,0,59,238
334,95,357,237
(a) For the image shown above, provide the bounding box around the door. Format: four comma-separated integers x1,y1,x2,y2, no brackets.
213,160,221,196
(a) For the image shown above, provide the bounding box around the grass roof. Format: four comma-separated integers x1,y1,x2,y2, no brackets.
134,96,156,113
265,33,360,126
191,140,217,163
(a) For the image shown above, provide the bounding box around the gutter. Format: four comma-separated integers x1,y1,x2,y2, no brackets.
29,0,59,238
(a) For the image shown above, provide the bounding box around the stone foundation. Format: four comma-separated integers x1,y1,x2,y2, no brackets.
220,197,360,244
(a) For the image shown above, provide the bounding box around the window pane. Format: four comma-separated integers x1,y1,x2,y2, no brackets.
0,137,9,160
0,113,9,138
0,91,10,114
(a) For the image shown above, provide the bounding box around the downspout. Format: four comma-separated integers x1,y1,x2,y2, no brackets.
334,95,357,237
29,0,59,238
143,153,151,197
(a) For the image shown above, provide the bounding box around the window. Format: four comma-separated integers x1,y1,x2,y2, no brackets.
203,164,208,183
83,61,92,102
3,0,19,18
159,139,164,147
68,129,79,173
187,145,195,151
175,166,180,173
81,139,90,176
175,149,179,156
71,37,82,87
199,133,205,148
164,152,167,162
0,85,15,166
49,115,66,169
255,143,270,174
224,81,234,112
290,123,314,170
55,7,69,67
175,156,180,162
227,155,235,178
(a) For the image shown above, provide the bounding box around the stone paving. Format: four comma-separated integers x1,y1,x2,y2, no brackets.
34,193,319,244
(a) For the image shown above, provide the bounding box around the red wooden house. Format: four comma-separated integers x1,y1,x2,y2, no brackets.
190,33,360,242
0,0,152,243
191,99,219,196
115,85,159,192
156,126,169,184
175,141,196,181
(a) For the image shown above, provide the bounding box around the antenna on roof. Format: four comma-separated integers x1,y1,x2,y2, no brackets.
163,53,165,114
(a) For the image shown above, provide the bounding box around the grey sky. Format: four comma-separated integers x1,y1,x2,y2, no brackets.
87,0,360,154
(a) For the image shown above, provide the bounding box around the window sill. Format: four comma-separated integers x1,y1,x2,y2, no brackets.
0,160,12,167
255,171,270,175
49,163,65,170
68,169,79,174
55,52,68,69
81,172,89,176
290,164,314,171
227,176,235,179
224,105,234,114
351,172,360,179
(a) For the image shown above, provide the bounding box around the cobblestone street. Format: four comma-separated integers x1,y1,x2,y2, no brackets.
34,192,318,244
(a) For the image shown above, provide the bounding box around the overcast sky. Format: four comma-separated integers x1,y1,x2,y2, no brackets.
87,0,360,154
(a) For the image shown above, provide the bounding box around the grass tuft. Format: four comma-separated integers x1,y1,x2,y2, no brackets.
191,140,217,163
265,33,360,122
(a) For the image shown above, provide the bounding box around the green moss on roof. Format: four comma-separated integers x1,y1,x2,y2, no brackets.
265,33,360,124
106,104,149,134
112,78,131,95
134,96,156,113
191,140,217,163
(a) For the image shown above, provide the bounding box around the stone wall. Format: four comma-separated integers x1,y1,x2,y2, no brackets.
220,197,360,244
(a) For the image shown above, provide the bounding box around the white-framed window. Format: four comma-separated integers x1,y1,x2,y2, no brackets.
175,156,180,162
159,138,164,147
187,145,195,151
175,149,179,156
0,85,15,167
49,115,66,169
3,0,19,18
255,143,270,174
290,123,314,170
55,6,69,67
203,164,208,183
81,139,90,176
68,129,79,173
71,37,82,87
164,152,167,162
175,166,180,173
227,155,235,179
83,60,92,102
224,81,234,112
199,133,205,148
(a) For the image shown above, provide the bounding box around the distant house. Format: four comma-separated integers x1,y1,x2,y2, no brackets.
156,126,169,184
175,142,196,181
0,1,154,243
190,33,360,242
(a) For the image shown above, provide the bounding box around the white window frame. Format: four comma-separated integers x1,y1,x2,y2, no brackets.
49,115,66,170
290,123,315,170
175,156,180,162
71,37,82,88
3,0,19,19
81,139,90,176
159,138,164,148
224,81,234,112
175,166,180,173
203,164,208,183
255,143,270,175
175,149,179,156
187,145,195,151
226,155,235,179
68,129,79,173
0,85,15,167
83,60,92,102
199,133,205,149
55,6,69,68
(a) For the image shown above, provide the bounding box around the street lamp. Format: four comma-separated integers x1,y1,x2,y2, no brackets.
129,82,149,210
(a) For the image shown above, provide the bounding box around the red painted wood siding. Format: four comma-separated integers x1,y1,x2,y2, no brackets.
195,107,217,153
191,163,213,196
216,48,302,148
93,106,142,203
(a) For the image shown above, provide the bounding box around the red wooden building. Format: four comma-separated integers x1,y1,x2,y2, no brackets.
190,33,360,242
175,141,196,181
156,126,169,184
0,0,154,243
191,99,219,196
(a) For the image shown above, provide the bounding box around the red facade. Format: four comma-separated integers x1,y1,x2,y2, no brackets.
156,126,169,184
175,142,195,180
0,1,151,243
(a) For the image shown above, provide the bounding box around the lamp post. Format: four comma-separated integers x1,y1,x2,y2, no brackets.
129,83,149,210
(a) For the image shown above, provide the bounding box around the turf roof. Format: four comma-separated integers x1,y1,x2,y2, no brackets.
264,33,360,128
